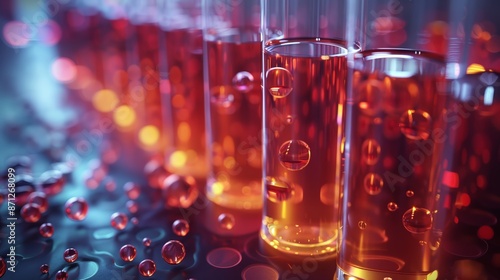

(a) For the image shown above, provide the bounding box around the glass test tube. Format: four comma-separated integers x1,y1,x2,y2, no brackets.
261,0,354,257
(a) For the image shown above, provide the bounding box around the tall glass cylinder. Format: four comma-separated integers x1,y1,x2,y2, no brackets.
261,0,354,257
159,0,207,179
201,0,262,236
338,1,456,279
439,1,500,279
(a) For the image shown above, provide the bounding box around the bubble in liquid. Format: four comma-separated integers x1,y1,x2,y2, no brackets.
161,240,186,265
364,173,384,195
124,182,141,200
63,247,78,263
358,221,367,230
172,219,190,237
0,257,5,277
39,169,65,195
406,190,414,197
27,191,49,213
357,79,385,116
55,270,68,280
266,67,293,98
39,223,54,238
218,213,235,230
399,110,432,140
21,203,42,223
387,202,398,212
119,244,137,262
361,139,381,165
143,237,152,247
138,259,156,277
64,197,88,221
286,115,294,124
131,217,139,225
232,71,254,92
402,207,433,234
144,159,168,189
265,177,293,203
110,212,128,230
210,86,235,108
278,140,311,171
162,174,199,208
126,200,138,214
40,263,49,274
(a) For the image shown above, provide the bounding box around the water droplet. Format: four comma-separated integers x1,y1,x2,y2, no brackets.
210,85,235,108
119,244,137,262
402,207,433,233
278,140,311,171
286,115,294,124
358,221,367,230
144,159,168,189
0,257,5,277
39,169,65,195
138,259,156,277
265,177,293,202
63,247,78,263
124,182,141,200
39,223,54,238
364,173,384,195
143,237,152,247
110,212,128,230
387,202,398,212
55,270,68,280
172,219,190,237
361,139,381,165
162,240,186,265
162,174,199,208
40,263,49,274
104,177,116,192
218,213,235,230
126,200,138,214
64,197,88,221
399,110,432,140
131,217,139,225
28,191,48,213
406,190,414,197
21,203,42,223
14,174,36,205
266,67,293,98
232,71,254,92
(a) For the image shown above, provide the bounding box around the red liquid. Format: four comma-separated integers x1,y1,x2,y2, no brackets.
163,29,207,178
338,50,454,279
262,38,348,256
205,38,263,210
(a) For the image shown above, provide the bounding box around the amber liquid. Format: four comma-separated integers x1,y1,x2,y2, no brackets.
261,38,349,256
163,29,207,178
438,71,500,279
205,37,263,210
337,50,454,279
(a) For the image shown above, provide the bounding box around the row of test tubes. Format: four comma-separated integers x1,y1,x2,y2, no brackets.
35,0,500,279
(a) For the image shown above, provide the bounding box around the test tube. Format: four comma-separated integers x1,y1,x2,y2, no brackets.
337,0,457,279
261,0,354,257
203,0,262,210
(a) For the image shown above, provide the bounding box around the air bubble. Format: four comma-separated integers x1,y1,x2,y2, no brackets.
358,221,367,230
406,190,414,197
119,244,137,262
138,259,156,277
21,203,42,223
278,140,311,171
55,270,68,280
266,67,293,98
218,213,235,230
161,240,186,265
402,207,433,234
364,173,384,195
210,86,235,108
387,202,398,212
361,139,381,165
124,182,141,200
172,219,190,236
126,200,138,214
27,191,48,213
399,110,431,140
265,177,293,202
232,71,254,92
40,264,49,274
64,197,88,221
